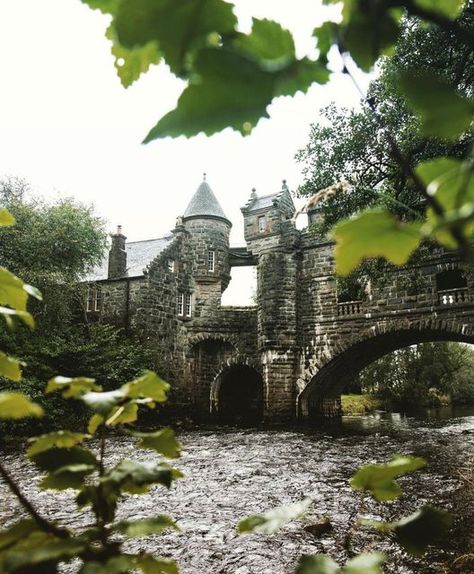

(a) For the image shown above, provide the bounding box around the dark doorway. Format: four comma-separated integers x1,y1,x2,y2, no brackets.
217,365,263,423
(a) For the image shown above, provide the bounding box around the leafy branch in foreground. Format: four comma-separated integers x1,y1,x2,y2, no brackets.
237,454,452,573
0,208,182,572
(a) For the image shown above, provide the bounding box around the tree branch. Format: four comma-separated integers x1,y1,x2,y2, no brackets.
0,460,68,538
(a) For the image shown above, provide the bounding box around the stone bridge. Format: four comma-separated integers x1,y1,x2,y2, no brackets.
91,180,474,422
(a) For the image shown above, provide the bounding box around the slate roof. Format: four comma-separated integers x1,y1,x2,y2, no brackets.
246,193,277,212
183,181,230,222
83,234,174,282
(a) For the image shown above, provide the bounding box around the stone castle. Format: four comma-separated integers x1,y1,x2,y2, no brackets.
85,178,474,422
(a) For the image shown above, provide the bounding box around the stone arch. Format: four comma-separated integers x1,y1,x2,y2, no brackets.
188,335,239,415
210,359,264,423
297,318,474,419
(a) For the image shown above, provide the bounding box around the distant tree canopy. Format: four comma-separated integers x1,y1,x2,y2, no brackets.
0,177,107,329
354,342,474,407
297,6,474,236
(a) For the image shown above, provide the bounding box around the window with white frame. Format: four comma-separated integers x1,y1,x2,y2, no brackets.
258,215,266,233
208,250,215,272
86,285,101,313
185,293,192,317
177,292,184,316
168,259,175,272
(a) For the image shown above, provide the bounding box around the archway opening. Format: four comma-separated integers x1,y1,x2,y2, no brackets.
213,365,263,423
299,328,474,421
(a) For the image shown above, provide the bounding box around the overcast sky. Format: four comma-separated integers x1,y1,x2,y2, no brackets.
0,0,370,303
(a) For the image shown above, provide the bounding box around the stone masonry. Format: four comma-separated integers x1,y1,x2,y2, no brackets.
84,178,474,421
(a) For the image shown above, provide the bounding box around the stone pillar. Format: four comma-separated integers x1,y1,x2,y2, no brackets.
108,226,127,279
257,248,299,421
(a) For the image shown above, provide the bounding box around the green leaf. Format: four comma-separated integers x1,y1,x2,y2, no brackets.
400,72,474,140
88,413,105,434
296,554,340,574
80,556,136,574
112,515,179,537
104,459,183,494
275,58,330,98
136,554,179,574
0,267,30,311
4,537,85,570
0,208,15,227
342,9,400,71
0,392,43,419
77,483,120,523
333,209,422,276
0,520,40,551
350,455,426,501
80,0,120,15
344,552,385,573
114,0,237,75
40,464,96,491
0,305,35,329
413,0,464,18
81,389,125,416
144,48,274,140
29,446,98,472
46,375,101,397
133,428,181,458
313,22,336,64
27,431,89,456
106,401,138,425
107,25,161,88
238,497,312,535
235,19,295,71
123,370,170,402
0,351,23,382
364,506,453,556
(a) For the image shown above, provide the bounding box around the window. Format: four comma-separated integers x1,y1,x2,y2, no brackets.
258,215,266,233
168,259,175,272
185,293,192,317
94,286,102,311
208,250,215,272
177,292,184,316
86,286,101,313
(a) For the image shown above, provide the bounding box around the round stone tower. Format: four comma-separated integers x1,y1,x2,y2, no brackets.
182,176,232,310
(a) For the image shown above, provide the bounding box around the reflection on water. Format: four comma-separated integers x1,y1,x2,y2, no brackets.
336,404,474,434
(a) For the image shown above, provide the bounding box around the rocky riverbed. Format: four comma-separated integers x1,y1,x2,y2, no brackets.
1,412,474,573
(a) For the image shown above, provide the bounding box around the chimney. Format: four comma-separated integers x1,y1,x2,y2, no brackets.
108,225,127,279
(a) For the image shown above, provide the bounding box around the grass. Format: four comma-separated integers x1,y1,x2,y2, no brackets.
341,394,384,416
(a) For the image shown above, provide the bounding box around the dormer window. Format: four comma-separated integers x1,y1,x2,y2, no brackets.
208,250,215,272
258,215,266,233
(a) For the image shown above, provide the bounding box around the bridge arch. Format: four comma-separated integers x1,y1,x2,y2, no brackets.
211,359,263,423
298,319,474,419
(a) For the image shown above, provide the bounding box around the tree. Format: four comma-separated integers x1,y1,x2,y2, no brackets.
79,0,474,274
296,10,474,235
0,177,107,330
357,342,474,408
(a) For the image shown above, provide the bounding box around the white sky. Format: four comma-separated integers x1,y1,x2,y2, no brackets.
0,0,370,304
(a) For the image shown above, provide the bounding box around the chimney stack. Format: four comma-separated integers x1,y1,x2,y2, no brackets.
108,225,127,279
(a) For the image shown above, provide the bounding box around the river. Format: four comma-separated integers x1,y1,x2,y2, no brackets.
1,408,473,573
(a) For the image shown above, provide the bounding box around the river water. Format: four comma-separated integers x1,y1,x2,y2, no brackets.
1,408,473,574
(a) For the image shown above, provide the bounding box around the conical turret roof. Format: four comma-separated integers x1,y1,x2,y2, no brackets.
183,179,230,224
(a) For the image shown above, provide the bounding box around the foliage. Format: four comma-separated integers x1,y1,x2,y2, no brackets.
0,212,182,570
0,324,160,435
78,0,474,272
0,177,107,330
340,394,383,415
356,342,474,408
238,454,452,572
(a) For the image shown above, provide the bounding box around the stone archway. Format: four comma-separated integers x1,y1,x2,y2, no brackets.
211,364,263,423
298,320,474,420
